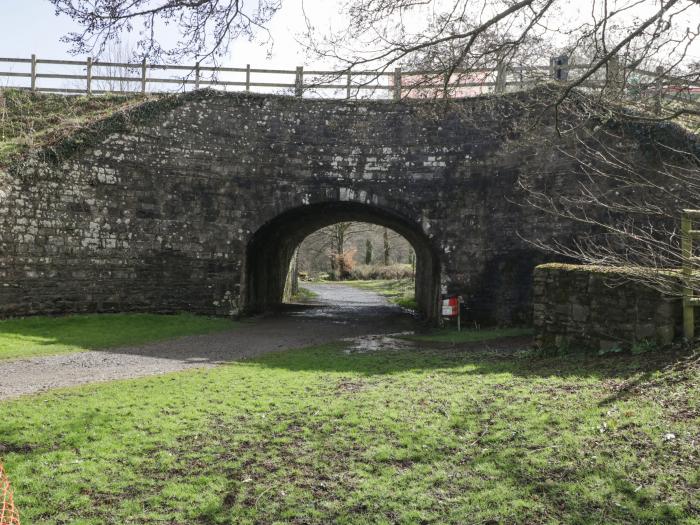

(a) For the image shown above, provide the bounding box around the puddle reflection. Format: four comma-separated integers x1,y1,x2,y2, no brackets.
342,333,417,353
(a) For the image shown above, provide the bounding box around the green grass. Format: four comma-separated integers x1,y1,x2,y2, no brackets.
407,327,534,344
290,286,319,302
1,336,698,524
0,89,155,168
341,278,417,309
0,313,237,360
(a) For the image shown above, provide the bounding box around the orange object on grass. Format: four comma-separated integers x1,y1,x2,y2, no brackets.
0,463,20,525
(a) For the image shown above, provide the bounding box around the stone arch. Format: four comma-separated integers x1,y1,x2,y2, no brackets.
243,201,441,321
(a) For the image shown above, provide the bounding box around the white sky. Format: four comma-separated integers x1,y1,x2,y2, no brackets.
0,0,338,67
0,0,697,82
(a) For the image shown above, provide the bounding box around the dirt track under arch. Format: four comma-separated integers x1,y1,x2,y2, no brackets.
0,284,417,400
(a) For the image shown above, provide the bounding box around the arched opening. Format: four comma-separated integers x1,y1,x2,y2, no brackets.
243,202,441,322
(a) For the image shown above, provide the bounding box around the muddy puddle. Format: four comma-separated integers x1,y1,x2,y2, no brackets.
342,333,419,353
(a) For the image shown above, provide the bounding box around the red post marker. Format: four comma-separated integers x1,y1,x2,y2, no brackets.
442,296,459,317
441,295,461,331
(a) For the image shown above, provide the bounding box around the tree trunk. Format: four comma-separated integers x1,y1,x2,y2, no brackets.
383,228,390,265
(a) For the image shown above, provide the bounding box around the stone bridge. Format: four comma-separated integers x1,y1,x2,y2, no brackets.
0,89,694,323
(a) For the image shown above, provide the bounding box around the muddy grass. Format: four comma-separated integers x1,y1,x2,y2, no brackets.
1,337,698,524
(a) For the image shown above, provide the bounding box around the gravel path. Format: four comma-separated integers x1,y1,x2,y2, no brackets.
0,284,417,400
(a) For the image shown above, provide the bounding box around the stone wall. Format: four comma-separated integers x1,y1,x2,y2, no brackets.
533,264,683,351
0,89,696,323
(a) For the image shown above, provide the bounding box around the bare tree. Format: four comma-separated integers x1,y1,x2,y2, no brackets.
93,40,140,92
301,0,699,119
50,0,282,63
513,88,700,299
297,222,413,276
383,227,391,266
53,1,699,112
299,0,700,300
365,238,373,264
298,222,372,278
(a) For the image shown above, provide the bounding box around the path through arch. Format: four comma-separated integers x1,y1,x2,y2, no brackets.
244,202,441,321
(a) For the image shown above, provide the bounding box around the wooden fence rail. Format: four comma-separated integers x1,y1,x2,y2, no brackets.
1,54,698,100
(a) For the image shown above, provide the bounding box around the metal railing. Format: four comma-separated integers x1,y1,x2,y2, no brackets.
1,54,698,101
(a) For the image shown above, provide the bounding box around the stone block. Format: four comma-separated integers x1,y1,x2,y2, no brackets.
655,325,675,346
571,303,589,322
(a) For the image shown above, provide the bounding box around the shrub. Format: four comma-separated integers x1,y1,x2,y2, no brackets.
350,264,414,280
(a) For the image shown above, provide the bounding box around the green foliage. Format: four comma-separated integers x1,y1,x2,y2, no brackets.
631,339,658,355
1,340,697,523
0,88,152,168
290,287,319,302
394,296,419,310
0,313,237,360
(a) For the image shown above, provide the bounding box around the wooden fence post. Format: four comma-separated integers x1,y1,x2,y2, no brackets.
549,55,569,81
295,66,304,97
654,65,664,115
682,210,696,340
30,54,37,92
606,54,623,96
495,60,507,94
141,58,147,94
346,71,352,99
195,62,200,90
393,67,402,100
245,64,251,92
86,56,93,95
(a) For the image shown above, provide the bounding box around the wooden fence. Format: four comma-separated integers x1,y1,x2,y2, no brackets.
1,54,698,101
682,210,700,340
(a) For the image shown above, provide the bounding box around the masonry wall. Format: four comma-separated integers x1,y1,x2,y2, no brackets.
533,264,683,351
0,89,695,323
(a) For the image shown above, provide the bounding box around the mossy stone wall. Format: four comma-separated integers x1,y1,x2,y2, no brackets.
533,264,683,351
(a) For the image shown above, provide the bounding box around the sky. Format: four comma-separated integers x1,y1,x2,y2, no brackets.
1,0,697,94
0,0,327,67
3,0,698,67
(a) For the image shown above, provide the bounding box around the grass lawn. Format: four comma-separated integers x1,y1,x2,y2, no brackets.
406,327,534,344
0,313,237,361
290,286,320,302
1,336,698,524
341,278,417,309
